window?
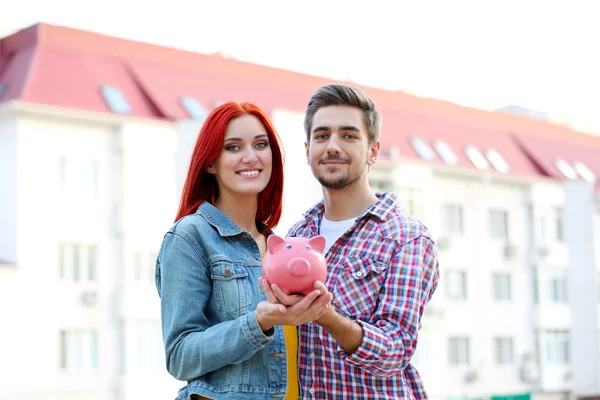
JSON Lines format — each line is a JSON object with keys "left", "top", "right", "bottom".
{"left": 449, "top": 336, "right": 470, "bottom": 365}
{"left": 100, "top": 85, "right": 131, "bottom": 114}
{"left": 493, "top": 273, "right": 512, "bottom": 301}
{"left": 465, "top": 145, "right": 489, "bottom": 170}
{"left": 59, "top": 243, "right": 97, "bottom": 282}
{"left": 133, "top": 251, "right": 158, "bottom": 284}
{"left": 537, "top": 214, "right": 548, "bottom": 245}
{"left": 532, "top": 267, "right": 539, "bottom": 304}
{"left": 59, "top": 158, "right": 98, "bottom": 201}
{"left": 446, "top": 270, "right": 467, "bottom": 300}
{"left": 179, "top": 97, "right": 207, "bottom": 121}
{"left": 555, "top": 207, "right": 564, "bottom": 242}
{"left": 544, "top": 330, "right": 569, "bottom": 364}
{"left": 443, "top": 204, "right": 464, "bottom": 234}
{"left": 433, "top": 140, "right": 459, "bottom": 166}
{"left": 100, "top": 85, "right": 130, "bottom": 114}
{"left": 494, "top": 337, "right": 514, "bottom": 364}
{"left": 547, "top": 270, "right": 568, "bottom": 303}
{"left": 485, "top": 149, "right": 510, "bottom": 173}
{"left": 59, "top": 330, "right": 98, "bottom": 371}
{"left": 410, "top": 137, "right": 436, "bottom": 161}
{"left": 397, "top": 187, "right": 425, "bottom": 220}
{"left": 573, "top": 161, "right": 596, "bottom": 184}
{"left": 554, "top": 158, "right": 577, "bottom": 180}
{"left": 489, "top": 209, "right": 509, "bottom": 239}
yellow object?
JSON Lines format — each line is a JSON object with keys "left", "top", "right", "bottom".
{"left": 283, "top": 325, "right": 299, "bottom": 399}
{"left": 262, "top": 249, "right": 298, "bottom": 398}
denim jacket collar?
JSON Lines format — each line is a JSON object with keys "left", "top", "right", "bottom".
{"left": 196, "top": 201, "right": 269, "bottom": 237}
{"left": 196, "top": 202, "right": 243, "bottom": 237}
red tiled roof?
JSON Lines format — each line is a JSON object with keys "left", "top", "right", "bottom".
{"left": 515, "top": 134, "right": 600, "bottom": 186}
{"left": 380, "top": 109, "right": 545, "bottom": 178}
{"left": 1, "top": 22, "right": 600, "bottom": 183}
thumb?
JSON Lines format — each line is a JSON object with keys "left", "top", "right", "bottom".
{"left": 263, "top": 301, "right": 286, "bottom": 315}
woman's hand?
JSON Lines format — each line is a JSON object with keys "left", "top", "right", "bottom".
{"left": 255, "top": 278, "right": 332, "bottom": 331}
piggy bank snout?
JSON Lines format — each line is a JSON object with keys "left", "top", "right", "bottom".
{"left": 288, "top": 258, "right": 311, "bottom": 277}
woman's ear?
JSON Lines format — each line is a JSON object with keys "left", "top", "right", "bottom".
{"left": 206, "top": 164, "right": 216, "bottom": 174}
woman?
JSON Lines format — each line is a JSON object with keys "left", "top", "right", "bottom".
{"left": 156, "top": 102, "right": 327, "bottom": 399}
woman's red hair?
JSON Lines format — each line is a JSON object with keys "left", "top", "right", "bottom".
{"left": 174, "top": 102, "right": 284, "bottom": 233}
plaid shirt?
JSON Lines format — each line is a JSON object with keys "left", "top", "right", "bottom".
{"left": 286, "top": 192, "right": 439, "bottom": 399}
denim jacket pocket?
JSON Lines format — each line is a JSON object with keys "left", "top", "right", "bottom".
{"left": 333, "top": 256, "right": 388, "bottom": 317}
{"left": 210, "top": 262, "right": 252, "bottom": 319}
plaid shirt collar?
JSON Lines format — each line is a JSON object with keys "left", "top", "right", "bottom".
{"left": 301, "top": 191, "right": 399, "bottom": 232}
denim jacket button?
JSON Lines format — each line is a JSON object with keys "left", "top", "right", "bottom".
{"left": 224, "top": 269, "right": 232, "bottom": 277}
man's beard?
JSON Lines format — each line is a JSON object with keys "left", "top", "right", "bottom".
{"left": 316, "top": 164, "right": 364, "bottom": 190}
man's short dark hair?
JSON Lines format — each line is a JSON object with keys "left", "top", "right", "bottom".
{"left": 304, "top": 84, "right": 381, "bottom": 144}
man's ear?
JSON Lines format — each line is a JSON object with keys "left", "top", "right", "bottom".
{"left": 367, "top": 140, "right": 381, "bottom": 165}
{"left": 305, "top": 141, "right": 310, "bottom": 165}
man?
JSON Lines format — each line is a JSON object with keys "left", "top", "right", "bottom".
{"left": 263, "top": 83, "right": 439, "bottom": 399}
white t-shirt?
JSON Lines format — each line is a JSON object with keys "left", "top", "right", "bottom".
{"left": 319, "top": 216, "right": 357, "bottom": 255}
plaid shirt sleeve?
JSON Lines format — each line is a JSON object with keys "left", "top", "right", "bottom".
{"left": 337, "top": 235, "right": 439, "bottom": 377}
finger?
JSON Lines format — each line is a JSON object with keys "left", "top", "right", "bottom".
{"left": 304, "top": 293, "right": 333, "bottom": 321}
{"left": 289, "top": 290, "right": 321, "bottom": 314}
{"left": 258, "top": 301, "right": 287, "bottom": 316}
{"left": 313, "top": 281, "right": 329, "bottom": 296}
{"left": 260, "top": 278, "right": 280, "bottom": 304}
{"left": 272, "top": 284, "right": 304, "bottom": 306}
{"left": 312, "top": 292, "right": 333, "bottom": 310}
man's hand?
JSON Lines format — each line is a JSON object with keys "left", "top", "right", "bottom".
{"left": 256, "top": 278, "right": 333, "bottom": 331}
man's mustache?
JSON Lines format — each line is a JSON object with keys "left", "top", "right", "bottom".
{"left": 319, "top": 155, "right": 350, "bottom": 164}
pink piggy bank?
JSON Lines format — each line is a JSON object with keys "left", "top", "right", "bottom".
{"left": 262, "top": 235, "right": 327, "bottom": 296}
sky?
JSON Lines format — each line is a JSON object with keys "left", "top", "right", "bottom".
{"left": 2, "top": 0, "right": 599, "bottom": 133}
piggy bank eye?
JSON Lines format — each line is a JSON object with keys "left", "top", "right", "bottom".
{"left": 286, "top": 244, "right": 292, "bottom": 249}
{"left": 306, "top": 245, "right": 311, "bottom": 250}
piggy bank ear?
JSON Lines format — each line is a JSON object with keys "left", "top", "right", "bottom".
{"left": 267, "top": 234, "right": 286, "bottom": 254}
{"left": 308, "top": 236, "right": 326, "bottom": 253}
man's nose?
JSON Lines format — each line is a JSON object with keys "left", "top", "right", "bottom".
{"left": 325, "top": 136, "right": 342, "bottom": 154}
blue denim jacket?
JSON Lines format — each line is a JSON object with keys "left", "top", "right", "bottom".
{"left": 156, "top": 202, "right": 288, "bottom": 399}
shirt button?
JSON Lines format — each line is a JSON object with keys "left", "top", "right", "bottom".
{"left": 310, "top": 352, "right": 315, "bottom": 359}
{"left": 309, "top": 388, "right": 315, "bottom": 394}
{"left": 355, "top": 271, "right": 363, "bottom": 278}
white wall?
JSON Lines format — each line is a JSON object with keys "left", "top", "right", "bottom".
{"left": 565, "top": 181, "right": 600, "bottom": 397}
{"left": 4, "top": 115, "right": 115, "bottom": 398}
{"left": 118, "top": 120, "right": 182, "bottom": 397}
{"left": 413, "top": 171, "right": 535, "bottom": 398}
{"left": 0, "top": 112, "right": 183, "bottom": 399}
{"left": 0, "top": 114, "right": 17, "bottom": 263}
{"left": 271, "top": 109, "right": 323, "bottom": 236}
